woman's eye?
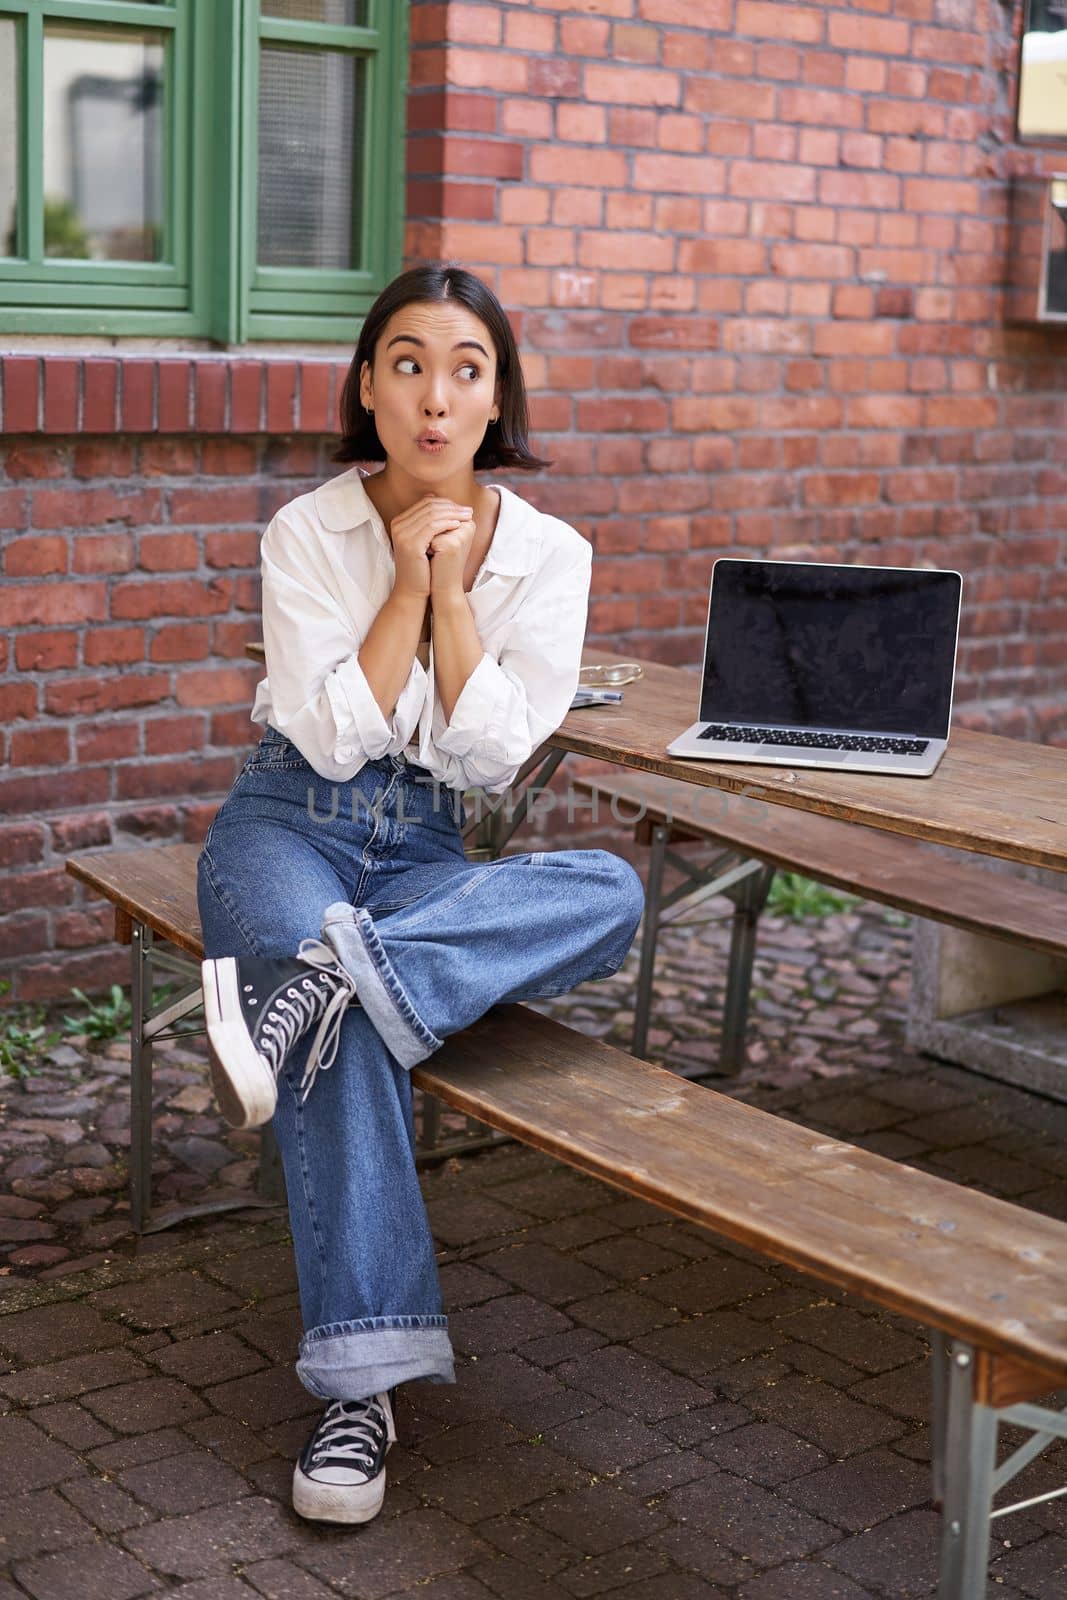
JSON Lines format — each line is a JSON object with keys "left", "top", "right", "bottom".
{"left": 458, "top": 363, "right": 480, "bottom": 381}
{"left": 396, "top": 357, "right": 418, "bottom": 374}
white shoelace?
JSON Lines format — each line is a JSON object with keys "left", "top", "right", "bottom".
{"left": 309, "top": 1394, "right": 392, "bottom": 1477}
{"left": 258, "top": 937, "right": 360, "bottom": 1103}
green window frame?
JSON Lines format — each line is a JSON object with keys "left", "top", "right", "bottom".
{"left": 0, "top": 0, "right": 409, "bottom": 341}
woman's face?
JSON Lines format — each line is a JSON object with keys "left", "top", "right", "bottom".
{"left": 359, "top": 300, "right": 501, "bottom": 481}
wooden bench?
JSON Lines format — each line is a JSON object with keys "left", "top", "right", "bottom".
{"left": 65, "top": 839, "right": 1067, "bottom": 1598}
{"left": 571, "top": 768, "right": 1067, "bottom": 1072}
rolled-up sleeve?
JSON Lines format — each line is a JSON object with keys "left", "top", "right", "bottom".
{"left": 434, "top": 539, "right": 592, "bottom": 794}
{"left": 261, "top": 517, "right": 427, "bottom": 781}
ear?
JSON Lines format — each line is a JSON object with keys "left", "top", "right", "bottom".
{"left": 358, "top": 359, "right": 373, "bottom": 412}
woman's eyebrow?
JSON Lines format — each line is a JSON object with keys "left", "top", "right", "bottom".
{"left": 385, "top": 334, "right": 489, "bottom": 358}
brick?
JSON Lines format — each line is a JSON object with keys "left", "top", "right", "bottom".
{"left": 118, "top": 1448, "right": 248, "bottom": 1516}
{"left": 120, "top": 362, "right": 155, "bottom": 431}
{"left": 0, "top": 1415, "right": 84, "bottom": 1496}
{"left": 229, "top": 363, "right": 263, "bottom": 432}
{"left": 82, "top": 359, "right": 119, "bottom": 433}
{"left": 84, "top": 627, "right": 145, "bottom": 667}
{"left": 73, "top": 533, "right": 135, "bottom": 575}
{"left": 42, "top": 359, "right": 79, "bottom": 434}
{"left": 265, "top": 362, "right": 297, "bottom": 432}
{"left": 110, "top": 577, "right": 232, "bottom": 620}
{"left": 0, "top": 1488, "right": 95, "bottom": 1562}
{"left": 5, "top": 536, "right": 67, "bottom": 577}
{"left": 157, "top": 359, "right": 192, "bottom": 431}
{"left": 12, "top": 1542, "right": 157, "bottom": 1600}
{"left": 123, "top": 1497, "right": 297, "bottom": 1580}
{"left": 3, "top": 355, "right": 41, "bottom": 431}
{"left": 138, "top": 532, "right": 199, "bottom": 571}
{"left": 297, "top": 363, "right": 331, "bottom": 433}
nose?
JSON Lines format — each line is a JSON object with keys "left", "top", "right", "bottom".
{"left": 422, "top": 372, "right": 448, "bottom": 417}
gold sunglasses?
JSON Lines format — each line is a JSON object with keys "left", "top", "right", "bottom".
{"left": 578, "top": 661, "right": 645, "bottom": 688}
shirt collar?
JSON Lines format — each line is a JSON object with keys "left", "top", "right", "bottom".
{"left": 313, "top": 465, "right": 541, "bottom": 577}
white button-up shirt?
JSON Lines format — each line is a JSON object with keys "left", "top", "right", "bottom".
{"left": 250, "top": 466, "right": 593, "bottom": 794}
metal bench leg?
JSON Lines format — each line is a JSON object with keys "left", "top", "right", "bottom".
{"left": 632, "top": 822, "right": 669, "bottom": 1059}
{"left": 719, "top": 863, "right": 775, "bottom": 1074}
{"left": 938, "top": 1341, "right": 996, "bottom": 1600}
{"left": 129, "top": 921, "right": 154, "bottom": 1234}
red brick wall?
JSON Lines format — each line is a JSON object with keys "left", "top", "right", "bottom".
{"left": 3, "top": 0, "right": 1067, "bottom": 1000}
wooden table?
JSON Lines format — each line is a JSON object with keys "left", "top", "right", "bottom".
{"left": 245, "top": 638, "right": 1067, "bottom": 870}
{"left": 561, "top": 649, "right": 1067, "bottom": 873}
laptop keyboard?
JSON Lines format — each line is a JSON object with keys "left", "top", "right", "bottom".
{"left": 697, "top": 725, "right": 929, "bottom": 755}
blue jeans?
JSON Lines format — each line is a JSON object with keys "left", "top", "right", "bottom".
{"left": 196, "top": 725, "right": 645, "bottom": 1403}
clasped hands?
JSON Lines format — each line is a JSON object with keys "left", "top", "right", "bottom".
{"left": 389, "top": 492, "right": 476, "bottom": 605}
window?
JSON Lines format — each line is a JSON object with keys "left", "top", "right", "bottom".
{"left": 0, "top": 0, "right": 409, "bottom": 341}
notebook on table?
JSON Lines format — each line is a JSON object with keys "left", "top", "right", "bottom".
{"left": 665, "top": 558, "right": 963, "bottom": 778}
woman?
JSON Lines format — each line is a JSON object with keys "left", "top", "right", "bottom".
{"left": 197, "top": 264, "right": 645, "bottom": 1527}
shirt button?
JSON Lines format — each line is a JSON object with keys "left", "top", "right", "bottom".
{"left": 337, "top": 744, "right": 354, "bottom": 762}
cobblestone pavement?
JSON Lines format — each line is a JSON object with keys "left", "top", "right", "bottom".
{"left": 2, "top": 894, "right": 1067, "bottom": 1597}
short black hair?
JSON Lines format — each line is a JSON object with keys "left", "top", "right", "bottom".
{"left": 333, "top": 263, "right": 551, "bottom": 472}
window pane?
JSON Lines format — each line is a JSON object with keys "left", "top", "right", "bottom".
{"left": 257, "top": 47, "right": 364, "bottom": 269}
{"left": 0, "top": 19, "right": 17, "bottom": 257}
{"left": 43, "top": 26, "right": 165, "bottom": 261}
{"left": 261, "top": 1, "right": 367, "bottom": 24}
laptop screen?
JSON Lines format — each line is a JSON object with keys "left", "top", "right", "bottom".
{"left": 700, "top": 560, "right": 962, "bottom": 738}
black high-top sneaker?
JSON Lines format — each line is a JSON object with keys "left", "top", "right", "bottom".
{"left": 292, "top": 1389, "right": 397, "bottom": 1524}
{"left": 201, "top": 938, "right": 360, "bottom": 1127}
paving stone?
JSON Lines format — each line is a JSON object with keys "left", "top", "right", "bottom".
{"left": 783, "top": 1446, "right": 932, "bottom": 1533}
{"left": 0, "top": 1414, "right": 84, "bottom": 1496}
{"left": 555, "top": 1539, "right": 671, "bottom": 1597}
{"left": 183, "top": 1413, "right": 278, "bottom": 1468}
{"left": 0, "top": 1302, "right": 124, "bottom": 1364}
{"left": 516, "top": 1327, "right": 608, "bottom": 1369}
{"left": 12, "top": 1539, "right": 160, "bottom": 1600}
{"left": 526, "top": 1481, "right": 670, "bottom": 1557}
{"left": 0, "top": 1348, "right": 149, "bottom": 1406}
{"left": 666, "top": 1470, "right": 840, "bottom": 1566}
{"left": 987, "top": 1533, "right": 1067, "bottom": 1596}
{"left": 88, "top": 1273, "right": 241, "bottom": 1331}
{"left": 0, "top": 1487, "right": 96, "bottom": 1561}
{"left": 299, "top": 1507, "right": 491, "bottom": 1598}
{"left": 87, "top": 1427, "right": 190, "bottom": 1473}
{"left": 617, "top": 1576, "right": 729, "bottom": 1600}
{"left": 202, "top": 1366, "right": 320, "bottom": 1430}
{"left": 545, "top": 1405, "right": 671, "bottom": 1474}
{"left": 700, "top": 1420, "right": 829, "bottom": 1487}
{"left": 745, "top": 1372, "right": 906, "bottom": 1458}
{"left": 199, "top": 1242, "right": 298, "bottom": 1301}
{"left": 632, "top": 1310, "right": 780, "bottom": 1379}
{"left": 642, "top": 1254, "right": 778, "bottom": 1313}
{"left": 242, "top": 1558, "right": 340, "bottom": 1599}
{"left": 150, "top": 1331, "right": 267, "bottom": 1388}
{"left": 827, "top": 1508, "right": 942, "bottom": 1596}
{"left": 738, "top": 1561, "right": 876, "bottom": 1598}
{"left": 573, "top": 1234, "right": 687, "bottom": 1282}
{"left": 424, "top": 1193, "right": 535, "bottom": 1248}
{"left": 30, "top": 1401, "right": 115, "bottom": 1450}
{"left": 121, "top": 1497, "right": 296, "bottom": 1580}
{"left": 58, "top": 1473, "right": 153, "bottom": 1534}
{"left": 566, "top": 1287, "right": 677, "bottom": 1341}
{"left": 617, "top": 1446, "right": 717, "bottom": 1499}
{"left": 81, "top": 1377, "right": 209, "bottom": 1433}
{"left": 474, "top": 1511, "right": 576, "bottom": 1577}
{"left": 469, "top": 1553, "right": 569, "bottom": 1600}
{"left": 117, "top": 1447, "right": 250, "bottom": 1516}
{"left": 777, "top": 1305, "right": 926, "bottom": 1375}
{"left": 848, "top": 1361, "right": 931, "bottom": 1422}
{"left": 438, "top": 1262, "right": 507, "bottom": 1309}
{"left": 413, "top": 1442, "right": 580, "bottom": 1522}
{"left": 476, "top": 1242, "right": 612, "bottom": 1306}
{"left": 222, "top": 1305, "right": 304, "bottom": 1366}
{"left": 650, "top": 1522, "right": 776, "bottom": 1590}
{"left": 450, "top": 1293, "right": 572, "bottom": 1357}
{"left": 555, "top": 1344, "right": 709, "bottom": 1423}
{"left": 165, "top": 1582, "right": 260, "bottom": 1600}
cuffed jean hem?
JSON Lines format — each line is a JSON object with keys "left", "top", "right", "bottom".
{"left": 296, "top": 1317, "right": 456, "bottom": 1401}
{"left": 321, "top": 900, "right": 443, "bottom": 1071}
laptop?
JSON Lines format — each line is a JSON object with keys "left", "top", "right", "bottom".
{"left": 665, "top": 558, "right": 963, "bottom": 777}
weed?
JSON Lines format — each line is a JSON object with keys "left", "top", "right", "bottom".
{"left": 768, "top": 872, "right": 858, "bottom": 921}
{"left": 0, "top": 979, "right": 60, "bottom": 1079}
